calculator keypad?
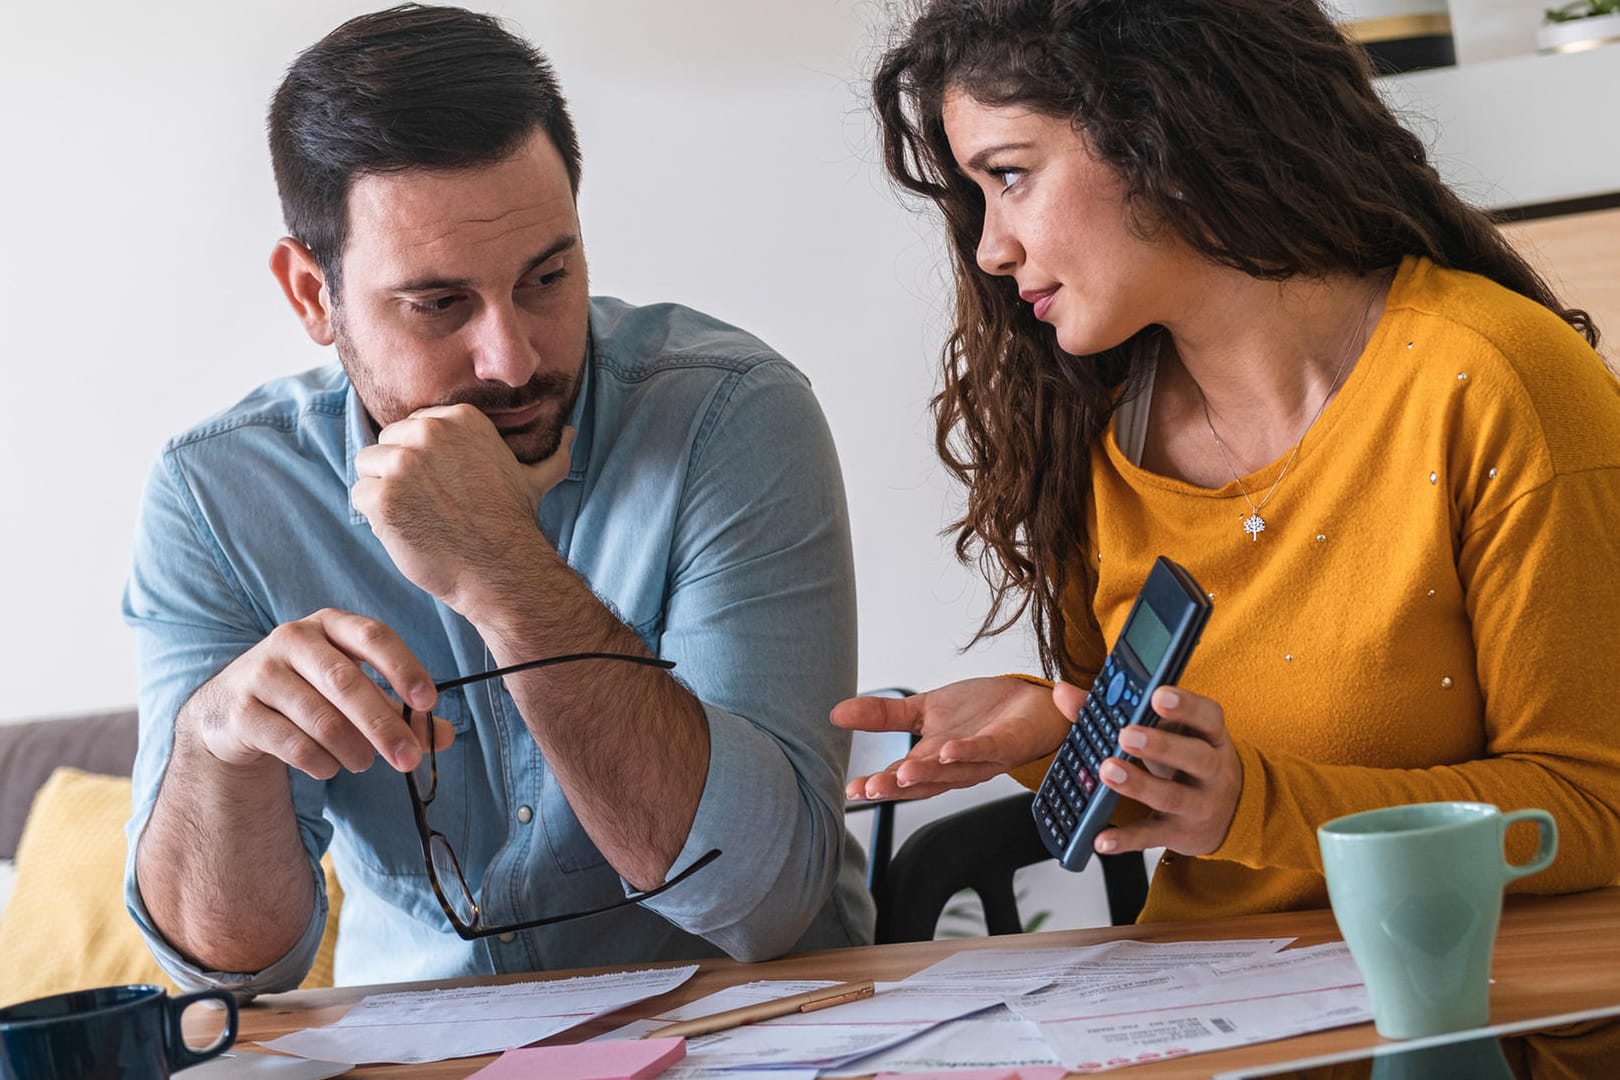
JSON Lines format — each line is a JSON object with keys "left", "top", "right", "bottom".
{"left": 1036, "top": 656, "right": 1141, "bottom": 856}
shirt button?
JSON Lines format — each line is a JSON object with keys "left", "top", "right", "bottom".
{"left": 517, "top": 805, "right": 533, "bottom": 824}
{"left": 498, "top": 932, "right": 516, "bottom": 944}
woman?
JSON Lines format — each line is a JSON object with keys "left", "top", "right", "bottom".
{"left": 837, "top": 0, "right": 1620, "bottom": 930}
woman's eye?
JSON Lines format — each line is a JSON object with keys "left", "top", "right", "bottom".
{"left": 990, "top": 167, "right": 1023, "bottom": 193}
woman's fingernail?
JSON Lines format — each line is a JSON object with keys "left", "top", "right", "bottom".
{"left": 1101, "top": 761, "right": 1127, "bottom": 784}
{"left": 1097, "top": 837, "right": 1118, "bottom": 853}
{"left": 1118, "top": 728, "right": 1146, "bottom": 751}
{"left": 1158, "top": 688, "right": 1180, "bottom": 709}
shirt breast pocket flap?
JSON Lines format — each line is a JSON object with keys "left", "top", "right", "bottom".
{"left": 361, "top": 670, "right": 479, "bottom": 734}
{"left": 541, "top": 771, "right": 611, "bottom": 875}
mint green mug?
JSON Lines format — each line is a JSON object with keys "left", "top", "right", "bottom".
{"left": 1317, "top": 801, "right": 1557, "bottom": 1039}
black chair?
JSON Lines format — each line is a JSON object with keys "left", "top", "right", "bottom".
{"left": 842, "top": 687, "right": 918, "bottom": 896}
{"left": 873, "top": 791, "right": 1150, "bottom": 944}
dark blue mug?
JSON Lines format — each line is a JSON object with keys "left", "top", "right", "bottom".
{"left": 0, "top": 984, "right": 237, "bottom": 1079}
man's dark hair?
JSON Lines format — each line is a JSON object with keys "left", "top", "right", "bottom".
{"left": 268, "top": 3, "right": 582, "bottom": 297}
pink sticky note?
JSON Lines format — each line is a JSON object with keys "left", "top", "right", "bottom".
{"left": 874, "top": 1070, "right": 1068, "bottom": 1080}
{"left": 466, "top": 1036, "right": 685, "bottom": 1080}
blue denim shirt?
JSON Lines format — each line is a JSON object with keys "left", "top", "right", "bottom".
{"left": 123, "top": 297, "right": 874, "bottom": 994}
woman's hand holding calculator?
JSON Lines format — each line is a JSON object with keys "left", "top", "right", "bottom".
{"left": 1060, "top": 681, "right": 1245, "bottom": 858}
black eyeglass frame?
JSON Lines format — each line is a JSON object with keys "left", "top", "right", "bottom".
{"left": 402, "top": 650, "right": 721, "bottom": 941}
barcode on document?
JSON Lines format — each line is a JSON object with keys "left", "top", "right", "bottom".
{"left": 1211, "top": 1017, "right": 1236, "bottom": 1034}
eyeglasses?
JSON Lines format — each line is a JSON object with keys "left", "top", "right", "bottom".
{"left": 403, "top": 650, "right": 721, "bottom": 940}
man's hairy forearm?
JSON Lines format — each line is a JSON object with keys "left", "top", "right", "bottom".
{"left": 136, "top": 695, "right": 315, "bottom": 974}
{"left": 466, "top": 541, "right": 710, "bottom": 890}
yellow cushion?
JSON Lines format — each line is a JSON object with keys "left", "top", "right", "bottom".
{"left": 0, "top": 767, "right": 342, "bottom": 1007}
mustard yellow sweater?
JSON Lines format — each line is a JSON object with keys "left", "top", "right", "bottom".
{"left": 1011, "top": 255, "right": 1620, "bottom": 923}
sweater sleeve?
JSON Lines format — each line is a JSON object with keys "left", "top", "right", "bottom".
{"left": 1212, "top": 465, "right": 1620, "bottom": 892}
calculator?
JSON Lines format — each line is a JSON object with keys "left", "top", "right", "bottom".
{"left": 1033, "top": 555, "right": 1212, "bottom": 872}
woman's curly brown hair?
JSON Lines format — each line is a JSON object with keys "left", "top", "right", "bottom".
{"left": 873, "top": 0, "right": 1598, "bottom": 678}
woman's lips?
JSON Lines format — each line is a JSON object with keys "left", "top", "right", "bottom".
{"left": 1021, "top": 286, "right": 1059, "bottom": 321}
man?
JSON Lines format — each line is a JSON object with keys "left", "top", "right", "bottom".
{"left": 123, "top": 4, "right": 872, "bottom": 996}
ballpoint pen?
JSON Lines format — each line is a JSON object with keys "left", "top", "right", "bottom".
{"left": 640, "top": 979, "right": 876, "bottom": 1039}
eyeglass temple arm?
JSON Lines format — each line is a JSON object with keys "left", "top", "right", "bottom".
{"left": 487, "top": 847, "right": 724, "bottom": 936}
{"left": 432, "top": 651, "right": 676, "bottom": 693}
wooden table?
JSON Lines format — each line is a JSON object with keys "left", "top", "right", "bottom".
{"left": 203, "top": 886, "right": 1620, "bottom": 1079}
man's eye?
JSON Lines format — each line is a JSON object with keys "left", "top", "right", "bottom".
{"left": 408, "top": 295, "right": 461, "bottom": 316}
{"left": 524, "top": 267, "right": 568, "bottom": 289}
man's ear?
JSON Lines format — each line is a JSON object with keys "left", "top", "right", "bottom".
{"left": 269, "top": 237, "right": 337, "bottom": 346}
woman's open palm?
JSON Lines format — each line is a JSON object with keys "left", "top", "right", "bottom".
{"left": 833, "top": 676, "right": 1075, "bottom": 801}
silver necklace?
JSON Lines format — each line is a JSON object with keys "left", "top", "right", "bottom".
{"left": 1197, "top": 284, "right": 1379, "bottom": 542}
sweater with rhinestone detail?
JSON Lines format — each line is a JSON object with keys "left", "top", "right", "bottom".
{"left": 1008, "top": 254, "right": 1620, "bottom": 922}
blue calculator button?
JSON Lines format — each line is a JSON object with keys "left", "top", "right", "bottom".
{"left": 1105, "top": 671, "right": 1126, "bottom": 707}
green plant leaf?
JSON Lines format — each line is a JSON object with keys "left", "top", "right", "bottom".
{"left": 1546, "top": 0, "right": 1620, "bottom": 22}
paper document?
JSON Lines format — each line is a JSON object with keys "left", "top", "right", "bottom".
{"left": 262, "top": 965, "right": 697, "bottom": 1064}
{"left": 828, "top": 938, "right": 1290, "bottom": 1077}
{"left": 905, "top": 938, "right": 1294, "bottom": 993}
{"left": 822, "top": 1004, "right": 1062, "bottom": 1076}
{"left": 600, "top": 978, "right": 1043, "bottom": 1071}
{"left": 1009, "top": 943, "right": 1372, "bottom": 1071}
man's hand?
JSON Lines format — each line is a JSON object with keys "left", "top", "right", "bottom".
{"left": 351, "top": 405, "right": 575, "bottom": 609}
{"left": 833, "top": 676, "right": 1074, "bottom": 801}
{"left": 1081, "top": 684, "right": 1244, "bottom": 857}
{"left": 183, "top": 608, "right": 450, "bottom": 780}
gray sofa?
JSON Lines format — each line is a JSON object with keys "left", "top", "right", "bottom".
{"left": 0, "top": 709, "right": 138, "bottom": 862}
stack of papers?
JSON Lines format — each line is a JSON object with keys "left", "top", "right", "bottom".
{"left": 1003, "top": 942, "right": 1371, "bottom": 1072}
{"left": 825, "top": 938, "right": 1304, "bottom": 1076}
{"left": 258, "top": 937, "right": 1372, "bottom": 1075}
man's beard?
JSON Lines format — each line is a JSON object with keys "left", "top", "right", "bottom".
{"left": 335, "top": 319, "right": 583, "bottom": 464}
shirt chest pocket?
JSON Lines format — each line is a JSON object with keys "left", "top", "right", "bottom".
{"left": 537, "top": 766, "right": 611, "bottom": 875}
{"left": 324, "top": 683, "right": 478, "bottom": 880}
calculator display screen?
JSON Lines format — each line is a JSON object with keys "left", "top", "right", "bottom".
{"left": 1124, "top": 602, "right": 1172, "bottom": 669}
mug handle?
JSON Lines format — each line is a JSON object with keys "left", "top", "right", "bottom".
{"left": 1499, "top": 808, "right": 1558, "bottom": 881}
{"left": 164, "top": 989, "right": 240, "bottom": 1070}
